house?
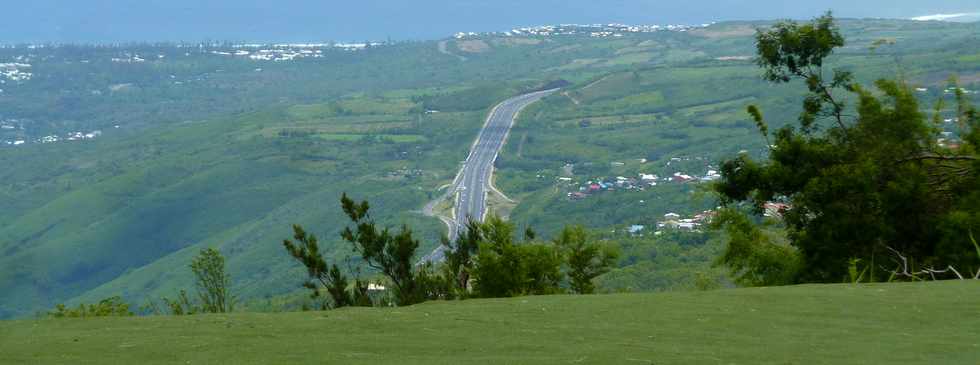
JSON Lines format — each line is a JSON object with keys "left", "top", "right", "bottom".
{"left": 764, "top": 202, "right": 790, "bottom": 218}
{"left": 672, "top": 172, "right": 695, "bottom": 183}
{"left": 701, "top": 170, "right": 722, "bottom": 182}
{"left": 664, "top": 213, "right": 681, "bottom": 219}
{"left": 367, "top": 283, "right": 386, "bottom": 291}
{"left": 628, "top": 225, "right": 645, "bottom": 236}
{"left": 692, "top": 210, "right": 716, "bottom": 223}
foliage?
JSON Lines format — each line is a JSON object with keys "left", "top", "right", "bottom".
{"left": 714, "top": 14, "right": 980, "bottom": 283}
{"left": 340, "top": 193, "right": 433, "bottom": 306}
{"left": 162, "top": 290, "right": 198, "bottom": 316}
{"left": 189, "top": 248, "right": 235, "bottom": 313}
{"left": 596, "top": 231, "right": 727, "bottom": 292}
{"left": 283, "top": 224, "right": 372, "bottom": 309}
{"left": 48, "top": 296, "right": 133, "bottom": 318}
{"left": 439, "top": 220, "right": 482, "bottom": 296}
{"left": 755, "top": 12, "right": 852, "bottom": 132}
{"left": 470, "top": 215, "right": 563, "bottom": 297}
{"left": 711, "top": 209, "right": 801, "bottom": 286}
{"left": 554, "top": 225, "right": 619, "bottom": 294}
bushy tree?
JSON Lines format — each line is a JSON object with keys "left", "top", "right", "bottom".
{"left": 189, "top": 248, "right": 234, "bottom": 313}
{"left": 554, "top": 225, "right": 618, "bottom": 294}
{"left": 711, "top": 209, "right": 801, "bottom": 286}
{"left": 714, "top": 13, "right": 979, "bottom": 283}
{"left": 49, "top": 296, "right": 133, "bottom": 318}
{"left": 471, "top": 215, "right": 563, "bottom": 297}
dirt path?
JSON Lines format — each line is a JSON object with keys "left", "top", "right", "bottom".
{"left": 437, "top": 40, "right": 468, "bottom": 61}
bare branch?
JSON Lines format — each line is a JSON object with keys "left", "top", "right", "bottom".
{"left": 883, "top": 246, "right": 970, "bottom": 281}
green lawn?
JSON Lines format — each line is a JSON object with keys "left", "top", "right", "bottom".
{"left": 3, "top": 281, "right": 978, "bottom": 364}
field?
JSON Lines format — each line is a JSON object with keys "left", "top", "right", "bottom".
{"left": 2, "top": 281, "right": 978, "bottom": 364}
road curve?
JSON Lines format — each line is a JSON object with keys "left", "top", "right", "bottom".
{"left": 422, "top": 89, "right": 558, "bottom": 263}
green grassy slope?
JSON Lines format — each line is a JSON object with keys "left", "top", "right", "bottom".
{"left": 3, "top": 281, "right": 978, "bottom": 364}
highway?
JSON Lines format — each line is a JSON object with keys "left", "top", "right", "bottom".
{"left": 422, "top": 89, "right": 558, "bottom": 262}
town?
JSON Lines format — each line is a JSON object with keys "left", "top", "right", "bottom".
{"left": 1, "top": 122, "right": 104, "bottom": 147}
{"left": 455, "top": 22, "right": 712, "bottom": 39}
{"left": 562, "top": 156, "right": 722, "bottom": 201}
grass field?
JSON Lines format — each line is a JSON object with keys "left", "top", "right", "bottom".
{"left": 2, "top": 281, "right": 978, "bottom": 364}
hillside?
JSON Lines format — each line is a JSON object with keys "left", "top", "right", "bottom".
{"left": 2, "top": 281, "right": 978, "bottom": 364}
{"left": 1, "top": 19, "right": 979, "bottom": 318}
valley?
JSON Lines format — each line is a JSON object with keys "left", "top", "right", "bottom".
{"left": 0, "top": 18, "right": 978, "bottom": 318}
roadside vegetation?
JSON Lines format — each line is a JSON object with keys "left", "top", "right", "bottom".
{"left": 712, "top": 13, "right": 980, "bottom": 284}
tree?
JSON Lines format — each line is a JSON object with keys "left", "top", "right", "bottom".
{"left": 710, "top": 209, "right": 800, "bottom": 286}
{"left": 440, "top": 219, "right": 482, "bottom": 295}
{"left": 554, "top": 225, "right": 618, "bottom": 294}
{"left": 340, "top": 193, "right": 428, "bottom": 306}
{"left": 162, "top": 290, "right": 198, "bottom": 315}
{"left": 189, "top": 248, "right": 234, "bottom": 313}
{"left": 49, "top": 296, "right": 133, "bottom": 318}
{"left": 283, "top": 224, "right": 370, "bottom": 308}
{"left": 754, "top": 12, "right": 849, "bottom": 134}
{"left": 471, "top": 215, "right": 563, "bottom": 297}
{"left": 713, "top": 13, "right": 979, "bottom": 283}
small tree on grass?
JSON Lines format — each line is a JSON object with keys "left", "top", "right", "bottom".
{"left": 340, "top": 193, "right": 429, "bottom": 306}
{"left": 440, "top": 219, "right": 482, "bottom": 295}
{"left": 554, "top": 225, "right": 619, "bottom": 294}
{"left": 49, "top": 296, "right": 133, "bottom": 318}
{"left": 190, "top": 248, "right": 234, "bottom": 313}
{"left": 283, "top": 224, "right": 371, "bottom": 309}
{"left": 162, "top": 290, "right": 197, "bottom": 315}
{"left": 471, "top": 215, "right": 563, "bottom": 297}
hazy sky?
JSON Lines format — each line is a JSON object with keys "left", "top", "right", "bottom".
{"left": 2, "top": 0, "right": 978, "bottom": 43}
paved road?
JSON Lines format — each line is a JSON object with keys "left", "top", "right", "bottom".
{"left": 422, "top": 89, "right": 558, "bottom": 263}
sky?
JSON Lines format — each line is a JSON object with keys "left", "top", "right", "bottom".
{"left": 1, "top": 0, "right": 978, "bottom": 43}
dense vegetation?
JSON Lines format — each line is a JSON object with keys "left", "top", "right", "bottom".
{"left": 1, "top": 18, "right": 979, "bottom": 318}
{"left": 713, "top": 14, "right": 980, "bottom": 284}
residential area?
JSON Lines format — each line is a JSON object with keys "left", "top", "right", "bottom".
{"left": 455, "top": 22, "right": 712, "bottom": 39}
{"left": 1, "top": 119, "right": 104, "bottom": 147}
{"left": 0, "top": 62, "right": 32, "bottom": 92}
{"left": 625, "top": 201, "right": 789, "bottom": 238}
{"left": 561, "top": 156, "right": 722, "bottom": 201}
{"left": 622, "top": 209, "right": 717, "bottom": 237}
